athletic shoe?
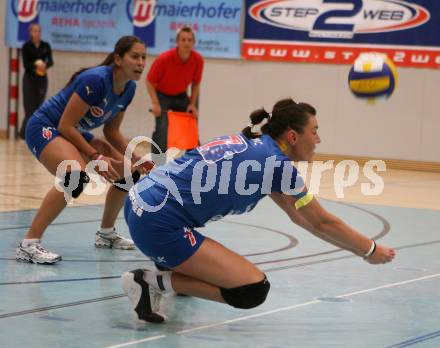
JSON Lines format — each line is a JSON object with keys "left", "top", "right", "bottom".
{"left": 95, "top": 229, "right": 135, "bottom": 250}
{"left": 121, "top": 269, "right": 165, "bottom": 323}
{"left": 152, "top": 262, "right": 190, "bottom": 297}
{"left": 16, "top": 242, "right": 62, "bottom": 264}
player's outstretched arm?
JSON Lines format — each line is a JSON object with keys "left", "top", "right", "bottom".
{"left": 270, "top": 192, "right": 395, "bottom": 264}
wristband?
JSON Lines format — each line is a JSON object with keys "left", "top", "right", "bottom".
{"left": 363, "top": 240, "right": 376, "bottom": 258}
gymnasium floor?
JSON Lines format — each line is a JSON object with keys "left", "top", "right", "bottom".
{"left": 1, "top": 139, "right": 439, "bottom": 348}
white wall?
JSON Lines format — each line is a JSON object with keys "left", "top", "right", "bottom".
{"left": 199, "top": 60, "right": 440, "bottom": 162}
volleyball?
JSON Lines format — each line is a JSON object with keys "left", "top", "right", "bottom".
{"left": 34, "top": 59, "right": 47, "bottom": 77}
{"left": 348, "top": 52, "right": 398, "bottom": 100}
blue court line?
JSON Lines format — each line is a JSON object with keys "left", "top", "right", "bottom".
{"left": 2, "top": 239, "right": 439, "bottom": 286}
{"left": 0, "top": 216, "right": 124, "bottom": 231}
{"left": 1, "top": 238, "right": 439, "bottom": 320}
{"left": 0, "top": 276, "right": 120, "bottom": 286}
{"left": 386, "top": 330, "right": 440, "bottom": 347}
{"left": 0, "top": 294, "right": 125, "bottom": 319}
{"left": 0, "top": 202, "right": 104, "bottom": 214}
{"left": 262, "top": 239, "right": 440, "bottom": 271}
{"left": 330, "top": 200, "right": 390, "bottom": 240}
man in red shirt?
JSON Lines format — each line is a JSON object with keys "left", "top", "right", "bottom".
{"left": 146, "top": 26, "right": 204, "bottom": 159}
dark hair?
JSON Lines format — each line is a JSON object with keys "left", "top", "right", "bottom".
{"left": 242, "top": 98, "right": 316, "bottom": 139}
{"left": 65, "top": 35, "right": 144, "bottom": 87}
{"left": 176, "top": 25, "right": 195, "bottom": 41}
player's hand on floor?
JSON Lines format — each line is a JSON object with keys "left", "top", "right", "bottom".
{"left": 365, "top": 244, "right": 396, "bottom": 264}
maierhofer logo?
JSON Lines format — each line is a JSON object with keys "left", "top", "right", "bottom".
{"left": 126, "top": 0, "right": 156, "bottom": 28}
{"left": 249, "top": 0, "right": 430, "bottom": 38}
{"left": 11, "top": 0, "right": 118, "bottom": 17}
{"left": 11, "top": 0, "right": 39, "bottom": 23}
{"left": 126, "top": 0, "right": 156, "bottom": 47}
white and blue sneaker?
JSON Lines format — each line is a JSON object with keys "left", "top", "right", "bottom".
{"left": 16, "top": 242, "right": 62, "bottom": 264}
{"left": 95, "top": 229, "right": 135, "bottom": 250}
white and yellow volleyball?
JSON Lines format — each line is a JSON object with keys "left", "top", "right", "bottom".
{"left": 348, "top": 52, "right": 398, "bottom": 100}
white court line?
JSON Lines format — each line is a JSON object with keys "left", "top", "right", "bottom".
{"left": 176, "top": 299, "right": 320, "bottom": 335}
{"left": 106, "top": 273, "right": 440, "bottom": 348}
{"left": 106, "top": 335, "right": 167, "bottom": 348}
{"left": 336, "top": 273, "right": 440, "bottom": 298}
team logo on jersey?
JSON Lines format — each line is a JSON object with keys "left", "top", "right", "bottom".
{"left": 90, "top": 106, "right": 104, "bottom": 118}
{"left": 85, "top": 85, "right": 92, "bottom": 96}
{"left": 42, "top": 126, "right": 54, "bottom": 140}
{"left": 183, "top": 227, "right": 197, "bottom": 247}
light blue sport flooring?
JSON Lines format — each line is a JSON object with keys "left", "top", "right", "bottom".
{"left": 0, "top": 198, "right": 439, "bottom": 348}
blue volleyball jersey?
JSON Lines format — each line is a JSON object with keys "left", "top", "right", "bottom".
{"left": 34, "top": 65, "right": 136, "bottom": 130}
{"left": 133, "top": 134, "right": 305, "bottom": 227}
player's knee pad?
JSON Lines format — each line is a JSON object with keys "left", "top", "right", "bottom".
{"left": 113, "top": 170, "right": 141, "bottom": 192}
{"left": 220, "top": 275, "right": 270, "bottom": 309}
{"left": 62, "top": 171, "right": 90, "bottom": 198}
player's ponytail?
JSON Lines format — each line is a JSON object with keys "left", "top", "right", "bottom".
{"left": 243, "top": 98, "right": 316, "bottom": 140}
{"left": 242, "top": 109, "right": 271, "bottom": 139}
{"left": 65, "top": 36, "right": 144, "bottom": 87}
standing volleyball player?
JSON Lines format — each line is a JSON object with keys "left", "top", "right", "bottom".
{"left": 121, "top": 98, "right": 396, "bottom": 323}
{"left": 146, "top": 25, "right": 204, "bottom": 158}
{"left": 17, "top": 36, "right": 153, "bottom": 264}
{"left": 20, "top": 23, "right": 53, "bottom": 139}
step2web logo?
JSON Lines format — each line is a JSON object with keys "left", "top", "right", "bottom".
{"left": 248, "top": 0, "right": 430, "bottom": 39}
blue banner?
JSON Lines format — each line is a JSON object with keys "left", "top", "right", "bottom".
{"left": 243, "top": 0, "right": 440, "bottom": 68}
{"left": 5, "top": 0, "right": 242, "bottom": 59}
{"left": 146, "top": 0, "right": 242, "bottom": 58}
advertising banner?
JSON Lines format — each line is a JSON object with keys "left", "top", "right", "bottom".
{"left": 5, "top": 0, "right": 242, "bottom": 58}
{"left": 146, "top": 0, "right": 242, "bottom": 58}
{"left": 243, "top": 0, "right": 440, "bottom": 68}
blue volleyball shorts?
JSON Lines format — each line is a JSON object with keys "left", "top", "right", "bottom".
{"left": 26, "top": 115, "right": 94, "bottom": 159}
{"left": 124, "top": 190, "right": 205, "bottom": 268}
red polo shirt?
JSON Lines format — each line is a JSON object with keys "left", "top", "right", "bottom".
{"left": 147, "top": 48, "right": 204, "bottom": 96}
